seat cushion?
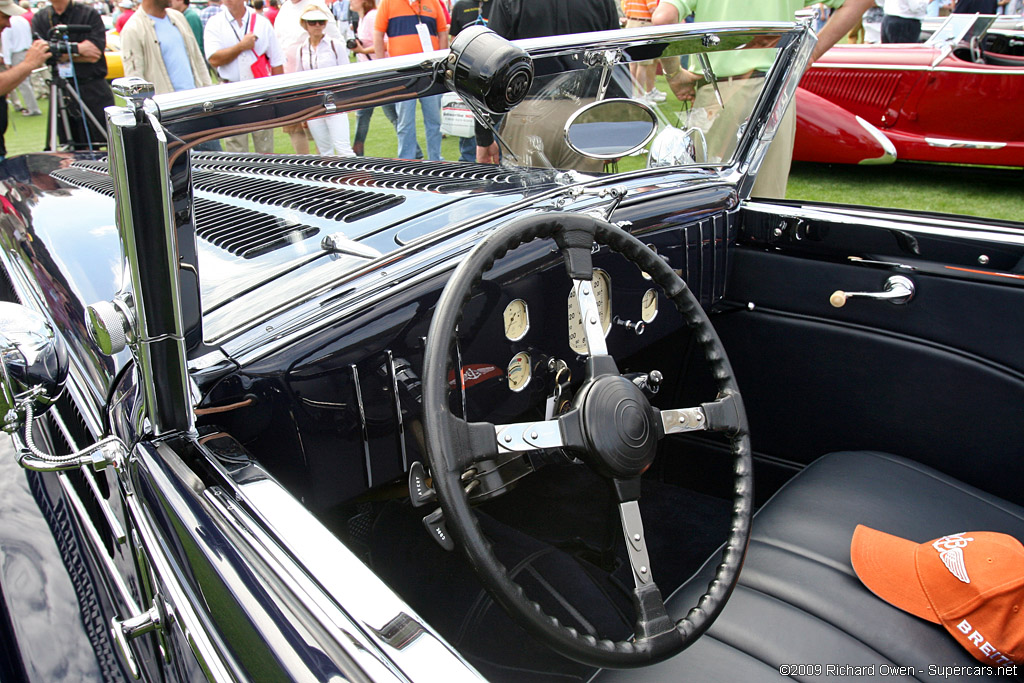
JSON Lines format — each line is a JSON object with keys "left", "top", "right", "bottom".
{"left": 594, "top": 451, "right": 1024, "bottom": 682}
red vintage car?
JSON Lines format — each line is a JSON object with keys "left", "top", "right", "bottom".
{"left": 794, "top": 14, "right": 1024, "bottom": 167}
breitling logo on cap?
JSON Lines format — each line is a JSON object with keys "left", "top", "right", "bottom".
{"left": 932, "top": 532, "right": 974, "bottom": 583}
{"left": 851, "top": 525, "right": 1024, "bottom": 667}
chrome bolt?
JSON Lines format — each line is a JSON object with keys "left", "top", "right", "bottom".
{"left": 530, "top": 431, "right": 538, "bottom": 440}
{"left": 633, "top": 533, "right": 641, "bottom": 542}
{"left": 504, "top": 434, "right": 512, "bottom": 443}
{"left": 640, "top": 566, "right": 648, "bottom": 574}
{"left": 582, "top": 285, "right": 591, "bottom": 295}
{"left": 590, "top": 316, "right": 597, "bottom": 325}
{"left": 978, "top": 255, "right": 990, "bottom": 265}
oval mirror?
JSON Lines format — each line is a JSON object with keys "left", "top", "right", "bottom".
{"left": 0, "top": 302, "right": 68, "bottom": 433}
{"left": 563, "top": 98, "right": 658, "bottom": 160}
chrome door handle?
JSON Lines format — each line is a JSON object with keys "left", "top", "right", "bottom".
{"left": 830, "top": 275, "right": 915, "bottom": 308}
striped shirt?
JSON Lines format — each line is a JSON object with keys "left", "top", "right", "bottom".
{"left": 621, "top": 0, "right": 658, "bottom": 19}
{"left": 374, "top": 0, "right": 448, "bottom": 57}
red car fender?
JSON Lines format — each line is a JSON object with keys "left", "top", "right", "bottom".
{"left": 793, "top": 87, "right": 897, "bottom": 165}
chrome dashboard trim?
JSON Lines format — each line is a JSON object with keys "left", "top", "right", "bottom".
{"left": 744, "top": 201, "right": 1024, "bottom": 246}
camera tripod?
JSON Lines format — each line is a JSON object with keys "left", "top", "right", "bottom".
{"left": 45, "top": 64, "right": 107, "bottom": 152}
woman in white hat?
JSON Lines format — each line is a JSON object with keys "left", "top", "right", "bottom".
{"left": 293, "top": 4, "right": 354, "bottom": 156}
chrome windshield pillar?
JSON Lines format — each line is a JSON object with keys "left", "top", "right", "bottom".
{"left": 106, "top": 87, "right": 196, "bottom": 436}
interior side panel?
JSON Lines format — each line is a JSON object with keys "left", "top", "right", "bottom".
{"left": 715, "top": 249, "right": 1024, "bottom": 506}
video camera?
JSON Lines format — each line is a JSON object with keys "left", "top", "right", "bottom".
{"left": 45, "top": 24, "right": 92, "bottom": 63}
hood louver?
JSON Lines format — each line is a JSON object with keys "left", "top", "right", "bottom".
{"left": 190, "top": 153, "right": 527, "bottom": 193}
{"left": 192, "top": 171, "right": 404, "bottom": 223}
{"left": 192, "top": 199, "right": 319, "bottom": 259}
{"left": 52, "top": 158, "right": 415, "bottom": 259}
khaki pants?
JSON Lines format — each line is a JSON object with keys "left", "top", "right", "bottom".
{"left": 691, "top": 78, "right": 794, "bottom": 199}
{"left": 500, "top": 98, "right": 604, "bottom": 173}
{"left": 223, "top": 128, "right": 274, "bottom": 154}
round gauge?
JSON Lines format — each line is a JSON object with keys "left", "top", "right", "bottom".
{"left": 506, "top": 351, "right": 532, "bottom": 392}
{"left": 502, "top": 298, "right": 530, "bottom": 342}
{"left": 641, "top": 288, "right": 659, "bottom": 323}
{"left": 566, "top": 269, "right": 612, "bottom": 354}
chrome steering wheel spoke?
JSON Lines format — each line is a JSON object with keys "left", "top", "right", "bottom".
{"left": 495, "top": 419, "right": 566, "bottom": 454}
{"left": 573, "top": 277, "right": 608, "bottom": 357}
{"left": 660, "top": 393, "right": 743, "bottom": 437}
{"left": 618, "top": 498, "right": 655, "bottom": 587}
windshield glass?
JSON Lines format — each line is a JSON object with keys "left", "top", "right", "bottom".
{"left": 475, "top": 34, "right": 788, "bottom": 177}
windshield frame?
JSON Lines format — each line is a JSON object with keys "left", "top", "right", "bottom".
{"left": 137, "top": 22, "right": 814, "bottom": 185}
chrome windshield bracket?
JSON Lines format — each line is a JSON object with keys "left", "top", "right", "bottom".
{"left": 583, "top": 49, "right": 623, "bottom": 101}
{"left": 697, "top": 53, "right": 724, "bottom": 108}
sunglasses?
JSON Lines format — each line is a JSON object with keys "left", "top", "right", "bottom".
{"left": 304, "top": 19, "right": 327, "bottom": 24}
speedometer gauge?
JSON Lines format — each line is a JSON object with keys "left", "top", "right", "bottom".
{"left": 641, "top": 288, "right": 658, "bottom": 323}
{"left": 502, "top": 299, "right": 530, "bottom": 342}
{"left": 506, "top": 352, "right": 532, "bottom": 392}
{"left": 567, "top": 269, "right": 612, "bottom": 354}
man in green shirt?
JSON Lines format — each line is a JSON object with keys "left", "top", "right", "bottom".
{"left": 652, "top": 0, "right": 872, "bottom": 197}
{"left": 171, "top": 0, "right": 205, "bottom": 54}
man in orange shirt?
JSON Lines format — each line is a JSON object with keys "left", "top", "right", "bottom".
{"left": 373, "top": 0, "right": 448, "bottom": 159}
{"left": 622, "top": 0, "right": 664, "bottom": 102}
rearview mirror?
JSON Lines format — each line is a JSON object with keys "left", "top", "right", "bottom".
{"left": 564, "top": 98, "right": 658, "bottom": 160}
{"left": 0, "top": 302, "right": 68, "bottom": 433}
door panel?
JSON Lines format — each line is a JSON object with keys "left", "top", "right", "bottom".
{"left": 716, "top": 212, "right": 1024, "bottom": 507}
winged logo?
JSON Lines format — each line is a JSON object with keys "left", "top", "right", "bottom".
{"left": 932, "top": 533, "right": 974, "bottom": 583}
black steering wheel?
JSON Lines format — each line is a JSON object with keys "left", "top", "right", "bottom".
{"left": 421, "top": 212, "right": 752, "bottom": 668}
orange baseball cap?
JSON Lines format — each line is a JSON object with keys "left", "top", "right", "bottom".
{"left": 851, "top": 525, "right": 1024, "bottom": 666}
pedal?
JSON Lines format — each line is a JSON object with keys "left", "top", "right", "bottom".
{"left": 422, "top": 508, "right": 455, "bottom": 551}
{"left": 408, "top": 460, "right": 436, "bottom": 508}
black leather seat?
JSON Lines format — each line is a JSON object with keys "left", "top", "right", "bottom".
{"left": 594, "top": 451, "right": 1024, "bottom": 682}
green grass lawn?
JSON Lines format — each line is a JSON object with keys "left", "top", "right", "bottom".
{"left": 7, "top": 95, "right": 1021, "bottom": 223}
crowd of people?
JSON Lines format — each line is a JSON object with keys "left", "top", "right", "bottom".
{"left": 0, "top": 0, "right": 1018, "bottom": 184}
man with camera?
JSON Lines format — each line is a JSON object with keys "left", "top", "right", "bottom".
{"left": 31, "top": 0, "right": 114, "bottom": 150}
{"left": 0, "top": 0, "right": 49, "bottom": 160}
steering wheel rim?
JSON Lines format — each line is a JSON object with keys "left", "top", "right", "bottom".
{"left": 421, "top": 212, "right": 752, "bottom": 668}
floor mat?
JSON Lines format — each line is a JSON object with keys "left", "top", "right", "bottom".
{"left": 366, "top": 465, "right": 732, "bottom": 682}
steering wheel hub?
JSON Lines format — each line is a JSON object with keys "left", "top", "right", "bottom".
{"left": 579, "top": 375, "right": 658, "bottom": 478}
